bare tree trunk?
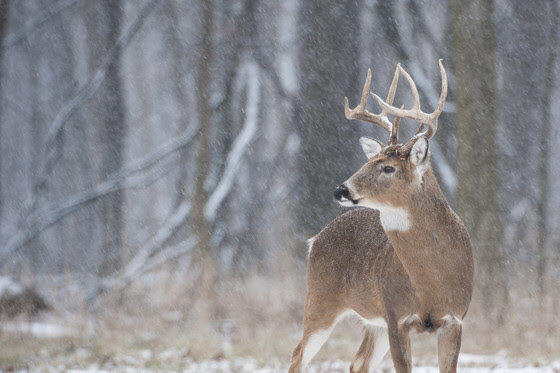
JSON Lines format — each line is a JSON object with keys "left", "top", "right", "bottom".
{"left": 452, "top": 0, "right": 507, "bottom": 323}
{"left": 168, "top": 0, "right": 191, "bottom": 210}
{"left": 537, "top": 0, "right": 559, "bottom": 300}
{"left": 0, "top": 0, "right": 10, "bottom": 227}
{"left": 192, "top": 0, "right": 215, "bottom": 312}
{"left": 296, "top": 0, "right": 361, "bottom": 250}
{"left": 83, "top": 0, "right": 126, "bottom": 276}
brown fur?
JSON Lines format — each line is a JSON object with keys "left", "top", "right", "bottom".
{"left": 289, "top": 147, "right": 474, "bottom": 373}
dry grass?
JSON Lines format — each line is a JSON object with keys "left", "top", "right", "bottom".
{"left": 462, "top": 263, "right": 560, "bottom": 362}
{"left": 1, "top": 260, "right": 559, "bottom": 370}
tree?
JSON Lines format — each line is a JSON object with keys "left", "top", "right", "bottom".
{"left": 452, "top": 0, "right": 507, "bottom": 321}
{"left": 192, "top": 0, "right": 215, "bottom": 310}
{"left": 537, "top": 0, "right": 559, "bottom": 298}
{"left": 83, "top": 0, "right": 126, "bottom": 275}
{"left": 296, "top": 0, "right": 362, "bottom": 247}
{"left": 0, "top": 0, "right": 9, "bottom": 227}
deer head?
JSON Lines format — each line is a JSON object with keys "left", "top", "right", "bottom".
{"left": 334, "top": 61, "right": 448, "bottom": 229}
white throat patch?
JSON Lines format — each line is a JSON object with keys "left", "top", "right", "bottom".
{"left": 360, "top": 200, "right": 411, "bottom": 232}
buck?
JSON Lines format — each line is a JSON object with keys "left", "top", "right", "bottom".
{"left": 289, "top": 61, "right": 474, "bottom": 373}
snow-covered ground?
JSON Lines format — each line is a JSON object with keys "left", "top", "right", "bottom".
{"left": 20, "top": 350, "right": 560, "bottom": 373}
{"left": 62, "top": 357, "right": 560, "bottom": 373}
{"left": 3, "top": 320, "right": 559, "bottom": 372}
{"left": 177, "top": 354, "right": 560, "bottom": 373}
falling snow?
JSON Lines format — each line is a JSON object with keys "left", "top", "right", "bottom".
{"left": 0, "top": 0, "right": 559, "bottom": 371}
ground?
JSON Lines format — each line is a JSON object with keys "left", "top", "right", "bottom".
{"left": 2, "top": 319, "right": 559, "bottom": 372}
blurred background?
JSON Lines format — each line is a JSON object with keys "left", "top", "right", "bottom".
{"left": 1, "top": 0, "right": 559, "bottom": 371}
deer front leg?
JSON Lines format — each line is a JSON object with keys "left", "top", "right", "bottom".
{"left": 386, "top": 314, "right": 418, "bottom": 373}
{"left": 437, "top": 313, "right": 462, "bottom": 373}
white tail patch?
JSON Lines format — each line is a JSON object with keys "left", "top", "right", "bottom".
{"left": 307, "top": 236, "right": 317, "bottom": 255}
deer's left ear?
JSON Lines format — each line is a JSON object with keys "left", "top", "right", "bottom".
{"left": 410, "top": 137, "right": 429, "bottom": 167}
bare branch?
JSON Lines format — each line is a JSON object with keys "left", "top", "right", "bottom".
{"left": 92, "top": 203, "right": 194, "bottom": 300}
{"left": 0, "top": 126, "right": 196, "bottom": 262}
{"left": 4, "top": 0, "right": 82, "bottom": 48}
{"left": 204, "top": 62, "right": 260, "bottom": 221}
{"left": 107, "top": 200, "right": 191, "bottom": 286}
{"left": 90, "top": 238, "right": 195, "bottom": 303}
{"left": 142, "top": 238, "right": 195, "bottom": 274}
{"left": 31, "top": 0, "right": 161, "bottom": 201}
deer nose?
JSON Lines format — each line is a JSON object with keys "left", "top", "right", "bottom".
{"left": 334, "top": 184, "right": 350, "bottom": 201}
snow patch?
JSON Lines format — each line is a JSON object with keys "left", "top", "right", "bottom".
{"left": 0, "top": 276, "right": 24, "bottom": 295}
{"left": 2, "top": 321, "right": 74, "bottom": 338}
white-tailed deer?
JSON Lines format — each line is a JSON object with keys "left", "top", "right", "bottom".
{"left": 289, "top": 61, "right": 474, "bottom": 373}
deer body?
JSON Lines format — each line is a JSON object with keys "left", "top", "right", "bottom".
{"left": 378, "top": 166, "right": 473, "bottom": 319}
{"left": 289, "top": 62, "right": 474, "bottom": 373}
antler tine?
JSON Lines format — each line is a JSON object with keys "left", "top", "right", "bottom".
{"left": 344, "top": 69, "right": 392, "bottom": 133}
{"left": 388, "top": 105, "right": 404, "bottom": 145}
{"left": 425, "top": 59, "right": 448, "bottom": 138}
{"left": 396, "top": 64, "right": 420, "bottom": 111}
{"left": 370, "top": 60, "right": 448, "bottom": 140}
{"left": 381, "top": 65, "right": 400, "bottom": 117}
{"left": 359, "top": 68, "right": 371, "bottom": 108}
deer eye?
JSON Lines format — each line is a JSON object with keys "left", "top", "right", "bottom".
{"left": 383, "top": 165, "right": 395, "bottom": 173}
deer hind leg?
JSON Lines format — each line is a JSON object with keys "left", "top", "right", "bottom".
{"left": 437, "top": 313, "right": 462, "bottom": 373}
{"left": 289, "top": 309, "right": 345, "bottom": 373}
{"left": 350, "top": 326, "right": 389, "bottom": 373}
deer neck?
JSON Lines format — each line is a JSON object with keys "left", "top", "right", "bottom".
{"left": 380, "top": 167, "right": 474, "bottom": 314}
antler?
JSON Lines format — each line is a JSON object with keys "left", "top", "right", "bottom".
{"left": 388, "top": 106, "right": 404, "bottom": 145}
{"left": 370, "top": 59, "right": 447, "bottom": 140}
{"left": 344, "top": 66, "right": 400, "bottom": 143}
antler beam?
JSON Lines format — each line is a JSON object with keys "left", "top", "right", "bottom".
{"left": 344, "top": 66, "right": 400, "bottom": 135}
{"left": 370, "top": 59, "right": 448, "bottom": 140}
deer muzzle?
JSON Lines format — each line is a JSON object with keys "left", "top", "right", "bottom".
{"left": 334, "top": 184, "right": 359, "bottom": 206}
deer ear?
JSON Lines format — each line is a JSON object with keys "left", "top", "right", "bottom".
{"left": 410, "top": 137, "right": 429, "bottom": 167}
{"left": 360, "top": 137, "right": 383, "bottom": 159}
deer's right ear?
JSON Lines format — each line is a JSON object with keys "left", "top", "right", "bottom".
{"left": 410, "top": 137, "right": 429, "bottom": 166}
{"left": 359, "top": 137, "right": 383, "bottom": 159}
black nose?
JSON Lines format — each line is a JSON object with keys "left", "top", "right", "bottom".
{"left": 334, "top": 184, "right": 350, "bottom": 201}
